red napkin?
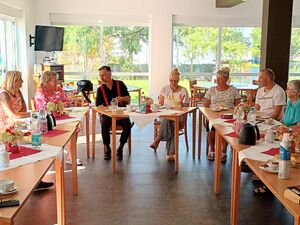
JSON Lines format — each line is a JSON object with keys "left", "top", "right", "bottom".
{"left": 225, "top": 132, "right": 265, "bottom": 139}
{"left": 225, "top": 132, "right": 240, "bottom": 138}
{"left": 42, "top": 129, "right": 68, "bottom": 137}
{"left": 262, "top": 147, "right": 279, "bottom": 156}
{"left": 224, "top": 119, "right": 236, "bottom": 124}
{"left": 55, "top": 114, "right": 75, "bottom": 120}
{"left": 10, "top": 146, "right": 41, "bottom": 160}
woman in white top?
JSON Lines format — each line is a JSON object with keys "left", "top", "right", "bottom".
{"left": 150, "top": 68, "right": 189, "bottom": 161}
{"left": 204, "top": 67, "right": 241, "bottom": 161}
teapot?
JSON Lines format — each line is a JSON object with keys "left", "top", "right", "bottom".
{"left": 239, "top": 123, "right": 260, "bottom": 145}
{"left": 46, "top": 112, "right": 56, "bottom": 131}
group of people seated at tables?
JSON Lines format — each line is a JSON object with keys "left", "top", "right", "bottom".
{"left": 1, "top": 65, "right": 300, "bottom": 192}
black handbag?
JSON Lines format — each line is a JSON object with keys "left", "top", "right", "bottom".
{"left": 77, "top": 80, "right": 93, "bottom": 103}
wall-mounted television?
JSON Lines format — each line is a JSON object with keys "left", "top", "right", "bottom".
{"left": 34, "top": 25, "right": 64, "bottom": 52}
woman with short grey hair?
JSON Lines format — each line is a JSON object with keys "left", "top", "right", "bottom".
{"left": 282, "top": 80, "right": 300, "bottom": 127}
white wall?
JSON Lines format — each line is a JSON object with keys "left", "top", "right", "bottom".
{"left": 0, "top": 0, "right": 35, "bottom": 101}
{"left": 2, "top": 0, "right": 300, "bottom": 97}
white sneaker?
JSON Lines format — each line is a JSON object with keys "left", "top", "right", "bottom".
{"left": 66, "top": 158, "right": 83, "bottom": 166}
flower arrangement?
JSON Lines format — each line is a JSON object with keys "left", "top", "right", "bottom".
{"left": 0, "top": 126, "right": 24, "bottom": 153}
{"left": 47, "top": 100, "right": 65, "bottom": 114}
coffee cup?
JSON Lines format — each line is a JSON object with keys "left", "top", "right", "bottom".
{"left": 266, "top": 159, "right": 279, "bottom": 170}
{"left": 264, "top": 118, "right": 273, "bottom": 125}
{"left": 126, "top": 105, "right": 132, "bottom": 113}
{"left": 0, "top": 179, "right": 15, "bottom": 193}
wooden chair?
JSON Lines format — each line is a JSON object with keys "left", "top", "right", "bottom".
{"left": 99, "top": 114, "right": 132, "bottom": 156}
{"left": 153, "top": 115, "right": 189, "bottom": 151}
{"left": 189, "top": 80, "right": 204, "bottom": 106}
{"left": 30, "top": 97, "right": 36, "bottom": 110}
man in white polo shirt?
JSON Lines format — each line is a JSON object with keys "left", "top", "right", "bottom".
{"left": 255, "top": 68, "right": 286, "bottom": 121}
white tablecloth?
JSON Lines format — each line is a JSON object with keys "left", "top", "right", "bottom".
{"left": 238, "top": 141, "right": 280, "bottom": 165}
{"left": 0, "top": 144, "right": 62, "bottom": 172}
{"left": 128, "top": 109, "right": 182, "bottom": 128}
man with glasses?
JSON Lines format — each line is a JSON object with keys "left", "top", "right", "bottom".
{"left": 95, "top": 66, "right": 131, "bottom": 160}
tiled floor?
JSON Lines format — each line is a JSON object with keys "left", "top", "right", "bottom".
{"left": 14, "top": 116, "right": 293, "bottom": 225}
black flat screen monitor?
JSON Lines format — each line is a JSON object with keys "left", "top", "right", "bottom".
{"left": 34, "top": 25, "right": 64, "bottom": 51}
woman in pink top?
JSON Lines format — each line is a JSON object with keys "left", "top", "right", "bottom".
{"left": 0, "top": 71, "right": 29, "bottom": 126}
{"left": 35, "top": 71, "right": 70, "bottom": 110}
{"left": 35, "top": 71, "right": 82, "bottom": 166}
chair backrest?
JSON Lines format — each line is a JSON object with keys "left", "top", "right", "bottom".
{"left": 30, "top": 97, "right": 36, "bottom": 110}
{"left": 189, "top": 80, "right": 197, "bottom": 89}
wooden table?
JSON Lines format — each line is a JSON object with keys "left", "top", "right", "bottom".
{"left": 193, "top": 82, "right": 258, "bottom": 106}
{"left": 43, "top": 122, "right": 80, "bottom": 196}
{"left": 226, "top": 135, "right": 300, "bottom": 225}
{"left": 58, "top": 107, "right": 90, "bottom": 158}
{"left": 92, "top": 106, "right": 198, "bottom": 173}
{"left": 0, "top": 158, "right": 57, "bottom": 225}
{"left": 199, "top": 107, "right": 300, "bottom": 225}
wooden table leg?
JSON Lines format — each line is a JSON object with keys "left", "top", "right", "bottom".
{"left": 192, "top": 110, "right": 196, "bottom": 158}
{"left": 198, "top": 109, "right": 202, "bottom": 159}
{"left": 214, "top": 129, "right": 222, "bottom": 194}
{"left": 112, "top": 117, "right": 117, "bottom": 173}
{"left": 55, "top": 157, "right": 65, "bottom": 225}
{"left": 294, "top": 216, "right": 300, "bottom": 225}
{"left": 230, "top": 149, "right": 241, "bottom": 225}
{"left": 92, "top": 110, "right": 96, "bottom": 158}
{"left": 174, "top": 117, "right": 179, "bottom": 173}
{"left": 138, "top": 90, "right": 141, "bottom": 106}
{"left": 86, "top": 110, "right": 90, "bottom": 158}
{"left": 71, "top": 132, "right": 78, "bottom": 196}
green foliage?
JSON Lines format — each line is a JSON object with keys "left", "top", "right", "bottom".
{"left": 59, "top": 26, "right": 149, "bottom": 73}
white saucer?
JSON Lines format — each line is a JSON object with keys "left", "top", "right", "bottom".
{"left": 0, "top": 186, "right": 18, "bottom": 195}
{"left": 259, "top": 165, "right": 278, "bottom": 173}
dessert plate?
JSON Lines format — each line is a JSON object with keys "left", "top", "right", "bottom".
{"left": 259, "top": 164, "right": 278, "bottom": 173}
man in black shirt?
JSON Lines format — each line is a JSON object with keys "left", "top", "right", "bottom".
{"left": 95, "top": 66, "right": 131, "bottom": 160}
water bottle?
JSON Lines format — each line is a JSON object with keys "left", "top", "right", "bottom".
{"left": 39, "top": 109, "right": 48, "bottom": 134}
{"left": 140, "top": 92, "right": 146, "bottom": 114}
{"left": 278, "top": 133, "right": 291, "bottom": 179}
{"left": 247, "top": 107, "right": 256, "bottom": 126}
{"left": 31, "top": 114, "right": 41, "bottom": 147}
{"left": 235, "top": 107, "right": 244, "bottom": 134}
{"left": 0, "top": 145, "right": 9, "bottom": 169}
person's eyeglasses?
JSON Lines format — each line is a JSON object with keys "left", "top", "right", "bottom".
{"left": 170, "top": 80, "right": 179, "bottom": 83}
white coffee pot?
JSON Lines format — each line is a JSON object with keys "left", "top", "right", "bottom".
{"left": 265, "top": 129, "right": 275, "bottom": 143}
{"left": 0, "top": 145, "right": 9, "bottom": 169}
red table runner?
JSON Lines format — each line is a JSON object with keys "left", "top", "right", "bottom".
{"left": 55, "top": 114, "right": 75, "bottom": 120}
{"left": 42, "top": 129, "right": 68, "bottom": 137}
{"left": 10, "top": 146, "right": 41, "bottom": 160}
{"left": 224, "top": 119, "right": 236, "bottom": 124}
{"left": 262, "top": 147, "right": 279, "bottom": 156}
{"left": 225, "top": 132, "right": 265, "bottom": 139}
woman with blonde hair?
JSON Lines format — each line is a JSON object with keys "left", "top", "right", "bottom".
{"left": 0, "top": 71, "right": 29, "bottom": 125}
{"left": 0, "top": 71, "right": 54, "bottom": 190}
{"left": 149, "top": 68, "right": 189, "bottom": 161}
{"left": 204, "top": 67, "right": 241, "bottom": 161}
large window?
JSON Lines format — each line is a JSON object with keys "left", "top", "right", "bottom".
{"left": 289, "top": 28, "right": 300, "bottom": 80}
{"left": 55, "top": 25, "right": 149, "bottom": 103}
{"left": 0, "top": 19, "right": 18, "bottom": 85}
{"left": 173, "top": 26, "right": 261, "bottom": 89}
